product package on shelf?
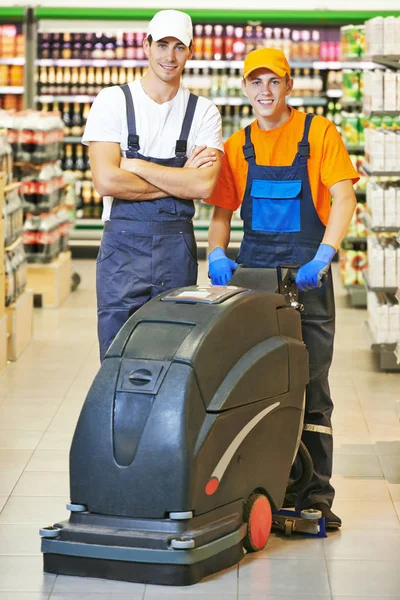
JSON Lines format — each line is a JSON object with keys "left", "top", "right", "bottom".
{"left": 368, "top": 290, "right": 400, "bottom": 344}
{"left": 367, "top": 180, "right": 400, "bottom": 229}
{"left": 367, "top": 234, "right": 400, "bottom": 289}
{"left": 365, "top": 17, "right": 400, "bottom": 57}
{"left": 364, "top": 115, "right": 400, "bottom": 172}
{"left": 23, "top": 210, "right": 71, "bottom": 264}
{"left": 363, "top": 71, "right": 400, "bottom": 114}
{"left": 340, "top": 25, "right": 365, "bottom": 59}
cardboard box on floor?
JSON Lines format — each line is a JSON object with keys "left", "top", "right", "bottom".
{"left": 0, "top": 313, "right": 7, "bottom": 374}
{"left": 27, "top": 251, "right": 71, "bottom": 308}
{"left": 6, "top": 289, "right": 33, "bottom": 361}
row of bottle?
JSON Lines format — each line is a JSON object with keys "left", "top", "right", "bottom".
{"left": 0, "top": 25, "right": 24, "bottom": 59}
{"left": 3, "top": 186, "right": 24, "bottom": 248}
{"left": 0, "top": 129, "right": 14, "bottom": 185}
{"left": 0, "top": 65, "right": 24, "bottom": 87}
{"left": 4, "top": 239, "right": 27, "bottom": 307}
{"left": 0, "top": 110, "right": 65, "bottom": 165}
{"left": 37, "top": 65, "right": 147, "bottom": 96}
{"left": 62, "top": 144, "right": 90, "bottom": 180}
{"left": 37, "top": 102, "right": 90, "bottom": 138}
{"left": 38, "top": 31, "right": 148, "bottom": 61}
{"left": 38, "top": 26, "right": 341, "bottom": 62}
{"left": 76, "top": 181, "right": 102, "bottom": 220}
{"left": 23, "top": 210, "right": 71, "bottom": 263}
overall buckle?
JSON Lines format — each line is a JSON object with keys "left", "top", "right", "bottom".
{"left": 128, "top": 134, "right": 140, "bottom": 150}
{"left": 175, "top": 140, "right": 187, "bottom": 157}
{"left": 298, "top": 142, "right": 310, "bottom": 158}
{"left": 243, "top": 143, "right": 255, "bottom": 160}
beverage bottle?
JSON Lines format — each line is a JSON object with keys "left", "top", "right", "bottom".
{"left": 39, "top": 32, "right": 51, "bottom": 59}
{"left": 224, "top": 25, "right": 234, "bottom": 60}
{"left": 47, "top": 66, "right": 56, "bottom": 95}
{"left": 135, "top": 33, "right": 145, "bottom": 60}
{"left": 62, "top": 143, "right": 75, "bottom": 178}
{"left": 78, "top": 67, "right": 87, "bottom": 94}
{"left": 55, "top": 67, "right": 64, "bottom": 94}
{"left": 92, "top": 33, "right": 104, "bottom": 59}
{"left": 87, "top": 67, "right": 96, "bottom": 95}
{"left": 10, "top": 64, "right": 23, "bottom": 87}
{"left": 301, "top": 30, "right": 311, "bottom": 61}
{"left": 118, "top": 67, "right": 127, "bottom": 86}
{"left": 264, "top": 27, "right": 273, "bottom": 49}
{"left": 291, "top": 30, "right": 301, "bottom": 61}
{"left": 125, "top": 33, "right": 135, "bottom": 60}
{"left": 103, "top": 67, "right": 111, "bottom": 87}
{"left": 70, "top": 67, "right": 79, "bottom": 95}
{"left": 92, "top": 188, "right": 102, "bottom": 219}
{"left": 0, "top": 65, "right": 8, "bottom": 86}
{"left": 72, "top": 33, "right": 83, "bottom": 59}
{"left": 104, "top": 34, "right": 116, "bottom": 60}
{"left": 38, "top": 67, "right": 48, "bottom": 95}
{"left": 82, "top": 181, "right": 94, "bottom": 218}
{"left": 82, "top": 102, "right": 90, "bottom": 127}
{"left": 193, "top": 24, "right": 204, "bottom": 60}
{"left": 74, "top": 144, "right": 85, "bottom": 179}
{"left": 111, "top": 67, "right": 119, "bottom": 86}
{"left": 52, "top": 33, "right": 61, "bottom": 59}
{"left": 62, "top": 33, "right": 72, "bottom": 59}
{"left": 115, "top": 31, "right": 125, "bottom": 59}
{"left": 282, "top": 28, "right": 292, "bottom": 59}
{"left": 95, "top": 68, "right": 103, "bottom": 93}
{"left": 311, "top": 30, "right": 321, "bottom": 60}
{"left": 82, "top": 33, "right": 94, "bottom": 59}
{"left": 244, "top": 25, "right": 255, "bottom": 54}
{"left": 63, "top": 65, "right": 71, "bottom": 94}
{"left": 213, "top": 25, "right": 224, "bottom": 60}
{"left": 203, "top": 25, "right": 213, "bottom": 61}
{"left": 62, "top": 102, "right": 72, "bottom": 136}
{"left": 233, "top": 28, "right": 246, "bottom": 61}
{"left": 222, "top": 106, "right": 233, "bottom": 140}
{"left": 70, "top": 103, "right": 82, "bottom": 137}
{"left": 273, "top": 28, "right": 283, "bottom": 53}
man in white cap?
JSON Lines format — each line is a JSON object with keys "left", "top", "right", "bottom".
{"left": 83, "top": 10, "right": 223, "bottom": 361}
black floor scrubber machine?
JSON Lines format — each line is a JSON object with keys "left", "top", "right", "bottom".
{"left": 40, "top": 266, "right": 316, "bottom": 586}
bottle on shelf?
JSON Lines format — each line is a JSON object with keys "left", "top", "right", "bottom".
{"left": 71, "top": 103, "right": 83, "bottom": 137}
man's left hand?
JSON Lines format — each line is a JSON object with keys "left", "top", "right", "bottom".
{"left": 296, "top": 244, "right": 336, "bottom": 291}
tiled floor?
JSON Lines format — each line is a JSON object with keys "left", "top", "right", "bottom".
{"left": 0, "top": 260, "right": 399, "bottom": 599}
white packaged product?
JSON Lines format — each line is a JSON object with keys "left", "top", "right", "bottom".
{"left": 370, "top": 70, "right": 384, "bottom": 112}
{"left": 384, "top": 247, "right": 397, "bottom": 288}
{"left": 384, "top": 185, "right": 397, "bottom": 228}
{"left": 368, "top": 181, "right": 384, "bottom": 227}
{"left": 368, "top": 237, "right": 385, "bottom": 287}
{"left": 384, "top": 71, "right": 397, "bottom": 111}
{"left": 388, "top": 303, "right": 400, "bottom": 343}
{"left": 368, "top": 130, "right": 385, "bottom": 171}
{"left": 366, "top": 17, "right": 384, "bottom": 56}
{"left": 385, "top": 133, "right": 397, "bottom": 172}
{"left": 383, "top": 17, "right": 398, "bottom": 55}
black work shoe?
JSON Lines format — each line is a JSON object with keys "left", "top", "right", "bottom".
{"left": 309, "top": 502, "right": 342, "bottom": 529}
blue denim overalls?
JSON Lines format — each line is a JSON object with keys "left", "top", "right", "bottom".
{"left": 96, "top": 85, "right": 199, "bottom": 361}
{"left": 238, "top": 113, "right": 336, "bottom": 509}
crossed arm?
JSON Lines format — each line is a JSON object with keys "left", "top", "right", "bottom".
{"left": 89, "top": 141, "right": 221, "bottom": 201}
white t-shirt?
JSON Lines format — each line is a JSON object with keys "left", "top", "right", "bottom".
{"left": 82, "top": 79, "right": 223, "bottom": 221}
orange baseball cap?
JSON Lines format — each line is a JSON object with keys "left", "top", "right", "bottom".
{"left": 243, "top": 48, "right": 291, "bottom": 79}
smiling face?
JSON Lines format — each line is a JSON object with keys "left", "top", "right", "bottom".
{"left": 143, "top": 36, "right": 193, "bottom": 84}
{"left": 242, "top": 68, "right": 293, "bottom": 124}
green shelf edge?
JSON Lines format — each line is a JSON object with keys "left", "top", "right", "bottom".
{"left": 0, "top": 7, "right": 25, "bottom": 21}
{"left": 34, "top": 8, "right": 400, "bottom": 24}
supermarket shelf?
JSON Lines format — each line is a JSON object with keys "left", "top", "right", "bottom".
{"left": 346, "top": 145, "right": 365, "bottom": 153}
{"left": 369, "top": 55, "right": 400, "bottom": 70}
{"left": 64, "top": 136, "right": 82, "bottom": 143}
{"left": 0, "top": 87, "right": 24, "bottom": 95}
{"left": 326, "top": 89, "right": 342, "bottom": 98}
{"left": 341, "top": 101, "right": 363, "bottom": 109}
{"left": 365, "top": 320, "right": 400, "bottom": 371}
{"left": 362, "top": 163, "right": 400, "bottom": 177}
{"left": 0, "top": 58, "right": 25, "bottom": 65}
{"left": 364, "top": 110, "right": 400, "bottom": 117}
{"left": 363, "top": 272, "right": 397, "bottom": 294}
{"left": 39, "top": 94, "right": 328, "bottom": 107}
{"left": 342, "top": 236, "right": 367, "bottom": 243}
{"left": 370, "top": 226, "right": 400, "bottom": 233}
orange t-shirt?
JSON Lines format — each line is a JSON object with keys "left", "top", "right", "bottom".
{"left": 206, "top": 108, "right": 359, "bottom": 226}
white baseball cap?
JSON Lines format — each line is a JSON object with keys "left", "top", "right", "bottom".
{"left": 147, "top": 10, "right": 193, "bottom": 47}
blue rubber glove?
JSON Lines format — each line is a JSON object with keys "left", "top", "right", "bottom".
{"left": 296, "top": 244, "right": 336, "bottom": 291}
{"left": 208, "top": 247, "right": 237, "bottom": 285}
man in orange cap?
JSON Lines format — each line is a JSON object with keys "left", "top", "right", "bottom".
{"left": 205, "top": 47, "right": 360, "bottom": 528}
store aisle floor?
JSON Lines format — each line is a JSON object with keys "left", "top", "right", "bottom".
{"left": 0, "top": 260, "right": 399, "bottom": 600}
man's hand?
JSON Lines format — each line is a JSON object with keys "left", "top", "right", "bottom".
{"left": 184, "top": 145, "right": 217, "bottom": 169}
{"left": 208, "top": 247, "right": 237, "bottom": 286}
{"left": 296, "top": 244, "right": 336, "bottom": 291}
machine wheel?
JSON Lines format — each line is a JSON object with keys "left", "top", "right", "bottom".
{"left": 285, "top": 441, "right": 313, "bottom": 495}
{"left": 301, "top": 508, "right": 322, "bottom": 520}
{"left": 243, "top": 493, "right": 272, "bottom": 553}
{"left": 284, "top": 520, "right": 294, "bottom": 536}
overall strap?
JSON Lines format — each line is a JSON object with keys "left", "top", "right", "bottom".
{"left": 242, "top": 125, "right": 256, "bottom": 162}
{"left": 297, "top": 113, "right": 314, "bottom": 159}
{"left": 120, "top": 84, "right": 140, "bottom": 152}
{"left": 175, "top": 93, "right": 199, "bottom": 157}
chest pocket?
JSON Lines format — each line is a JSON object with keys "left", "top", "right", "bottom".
{"left": 251, "top": 179, "right": 302, "bottom": 233}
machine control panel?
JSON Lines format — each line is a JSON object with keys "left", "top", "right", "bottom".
{"left": 161, "top": 286, "right": 245, "bottom": 304}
